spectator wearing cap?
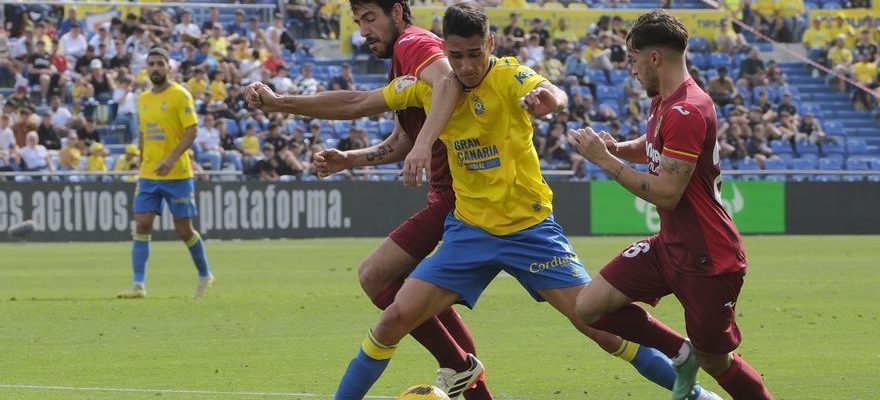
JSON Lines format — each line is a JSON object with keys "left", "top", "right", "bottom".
{"left": 272, "top": 66, "right": 296, "bottom": 94}
{"left": 330, "top": 63, "right": 355, "bottom": 91}
{"left": 227, "top": 9, "right": 248, "bottom": 38}
{"left": 19, "top": 130, "right": 52, "bottom": 173}
{"left": 36, "top": 112, "right": 61, "bottom": 150}
{"left": 113, "top": 144, "right": 140, "bottom": 182}
{"left": 59, "top": 23, "right": 87, "bottom": 66}
{"left": 708, "top": 67, "right": 738, "bottom": 106}
{"left": 88, "top": 59, "right": 116, "bottom": 104}
{"left": 174, "top": 9, "right": 202, "bottom": 44}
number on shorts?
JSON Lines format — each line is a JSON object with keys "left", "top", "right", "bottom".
{"left": 622, "top": 241, "right": 651, "bottom": 258}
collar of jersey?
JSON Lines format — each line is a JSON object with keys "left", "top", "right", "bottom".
{"left": 459, "top": 57, "right": 496, "bottom": 92}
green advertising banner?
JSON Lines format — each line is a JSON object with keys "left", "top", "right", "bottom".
{"left": 590, "top": 181, "right": 785, "bottom": 234}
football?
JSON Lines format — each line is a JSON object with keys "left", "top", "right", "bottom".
{"left": 398, "top": 384, "right": 451, "bottom": 400}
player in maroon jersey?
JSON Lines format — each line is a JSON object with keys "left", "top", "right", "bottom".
{"left": 567, "top": 10, "right": 774, "bottom": 400}
{"left": 246, "top": 1, "right": 491, "bottom": 398}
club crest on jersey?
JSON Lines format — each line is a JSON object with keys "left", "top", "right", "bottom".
{"left": 514, "top": 69, "right": 536, "bottom": 84}
{"left": 394, "top": 75, "right": 417, "bottom": 93}
{"left": 672, "top": 105, "right": 690, "bottom": 115}
{"left": 161, "top": 101, "right": 168, "bottom": 112}
{"left": 471, "top": 94, "right": 485, "bottom": 115}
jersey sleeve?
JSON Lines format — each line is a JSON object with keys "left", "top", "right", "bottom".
{"left": 659, "top": 102, "right": 706, "bottom": 163}
{"left": 508, "top": 63, "right": 548, "bottom": 99}
{"left": 395, "top": 34, "right": 445, "bottom": 78}
{"left": 382, "top": 75, "right": 429, "bottom": 111}
{"left": 177, "top": 88, "right": 199, "bottom": 129}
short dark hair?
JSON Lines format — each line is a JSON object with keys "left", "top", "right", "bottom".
{"left": 443, "top": 3, "right": 488, "bottom": 39}
{"left": 349, "top": 0, "right": 413, "bottom": 25}
{"left": 148, "top": 47, "right": 170, "bottom": 61}
{"left": 626, "top": 10, "right": 688, "bottom": 53}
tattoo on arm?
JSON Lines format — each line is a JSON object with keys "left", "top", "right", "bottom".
{"left": 639, "top": 179, "right": 650, "bottom": 194}
{"left": 612, "top": 164, "right": 625, "bottom": 180}
{"left": 366, "top": 144, "right": 394, "bottom": 162}
{"left": 660, "top": 156, "right": 695, "bottom": 177}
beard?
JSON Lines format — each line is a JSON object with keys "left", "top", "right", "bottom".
{"left": 150, "top": 72, "right": 167, "bottom": 86}
{"left": 370, "top": 25, "right": 400, "bottom": 59}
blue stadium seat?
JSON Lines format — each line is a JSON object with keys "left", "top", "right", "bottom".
{"left": 709, "top": 53, "right": 732, "bottom": 69}
{"left": 566, "top": 121, "right": 582, "bottom": 131}
{"left": 599, "top": 102, "right": 622, "bottom": 117}
{"left": 842, "top": 175, "right": 865, "bottom": 182}
{"left": 325, "top": 138, "right": 339, "bottom": 149}
{"left": 823, "top": 121, "right": 845, "bottom": 136}
{"left": 770, "top": 140, "right": 792, "bottom": 154}
{"left": 737, "top": 158, "right": 761, "bottom": 180}
{"left": 590, "top": 122, "right": 609, "bottom": 133}
{"left": 588, "top": 69, "right": 608, "bottom": 84}
{"left": 765, "top": 174, "right": 787, "bottom": 181}
{"left": 333, "top": 120, "right": 352, "bottom": 136}
{"left": 688, "top": 37, "right": 710, "bottom": 53}
{"left": 846, "top": 138, "right": 868, "bottom": 155}
{"left": 846, "top": 157, "right": 869, "bottom": 171}
{"left": 818, "top": 157, "right": 843, "bottom": 170}
{"left": 596, "top": 85, "right": 621, "bottom": 103}
{"left": 224, "top": 119, "right": 240, "bottom": 137}
{"left": 764, "top": 158, "right": 786, "bottom": 170}
{"left": 689, "top": 53, "right": 709, "bottom": 70}
{"left": 792, "top": 157, "right": 817, "bottom": 170}
{"left": 796, "top": 141, "right": 819, "bottom": 155}
{"left": 610, "top": 69, "right": 630, "bottom": 84}
{"left": 822, "top": 137, "right": 845, "bottom": 154}
{"left": 814, "top": 174, "right": 841, "bottom": 182}
{"left": 379, "top": 119, "right": 395, "bottom": 134}
{"left": 720, "top": 158, "right": 733, "bottom": 171}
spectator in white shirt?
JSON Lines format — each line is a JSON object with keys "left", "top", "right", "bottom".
{"left": 196, "top": 113, "right": 223, "bottom": 170}
{"left": 174, "top": 9, "right": 202, "bottom": 44}
{"left": 89, "top": 26, "right": 116, "bottom": 60}
{"left": 19, "top": 131, "right": 53, "bottom": 172}
{"left": 271, "top": 66, "right": 295, "bottom": 94}
{"left": 240, "top": 49, "right": 264, "bottom": 85}
{"left": 49, "top": 96, "right": 73, "bottom": 129}
{"left": 59, "top": 24, "right": 87, "bottom": 65}
{"left": 293, "top": 63, "right": 322, "bottom": 95}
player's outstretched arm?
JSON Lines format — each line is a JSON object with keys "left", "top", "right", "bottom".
{"left": 401, "top": 72, "right": 461, "bottom": 186}
{"left": 313, "top": 118, "right": 414, "bottom": 178}
{"left": 567, "top": 127, "right": 694, "bottom": 210}
{"left": 245, "top": 82, "right": 391, "bottom": 120}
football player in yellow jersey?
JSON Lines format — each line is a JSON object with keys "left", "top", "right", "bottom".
{"left": 117, "top": 48, "right": 214, "bottom": 299}
{"left": 250, "top": 4, "right": 719, "bottom": 400}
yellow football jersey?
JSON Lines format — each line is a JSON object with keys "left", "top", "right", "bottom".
{"left": 137, "top": 82, "right": 197, "bottom": 180}
{"left": 383, "top": 57, "right": 552, "bottom": 235}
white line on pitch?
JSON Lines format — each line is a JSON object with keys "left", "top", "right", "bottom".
{"left": 0, "top": 384, "right": 396, "bottom": 399}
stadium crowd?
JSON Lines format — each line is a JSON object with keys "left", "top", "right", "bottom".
{"left": 0, "top": 0, "right": 876, "bottom": 182}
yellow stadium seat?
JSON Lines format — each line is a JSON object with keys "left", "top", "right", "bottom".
{"left": 566, "top": 2, "right": 588, "bottom": 8}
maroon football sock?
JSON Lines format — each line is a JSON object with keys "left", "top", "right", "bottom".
{"left": 589, "top": 303, "right": 686, "bottom": 358}
{"left": 714, "top": 354, "right": 774, "bottom": 400}
{"left": 436, "top": 307, "right": 477, "bottom": 355}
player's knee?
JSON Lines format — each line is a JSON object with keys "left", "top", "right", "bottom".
{"left": 373, "top": 304, "right": 412, "bottom": 345}
{"left": 575, "top": 289, "right": 603, "bottom": 325}
{"left": 357, "top": 260, "right": 386, "bottom": 299}
{"left": 695, "top": 350, "right": 734, "bottom": 376}
{"left": 134, "top": 220, "right": 153, "bottom": 234}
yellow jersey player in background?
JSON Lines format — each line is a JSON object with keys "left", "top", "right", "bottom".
{"left": 117, "top": 48, "right": 214, "bottom": 299}
{"left": 246, "top": 3, "right": 721, "bottom": 399}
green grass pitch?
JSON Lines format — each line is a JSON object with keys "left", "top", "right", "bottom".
{"left": 1, "top": 236, "right": 878, "bottom": 399}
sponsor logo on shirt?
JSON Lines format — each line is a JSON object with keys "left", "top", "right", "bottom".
{"left": 514, "top": 68, "right": 536, "bottom": 84}
{"left": 672, "top": 105, "right": 690, "bottom": 115}
{"left": 453, "top": 138, "right": 500, "bottom": 171}
{"left": 394, "top": 75, "right": 417, "bottom": 93}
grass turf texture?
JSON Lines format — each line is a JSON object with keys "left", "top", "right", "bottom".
{"left": 0, "top": 236, "right": 877, "bottom": 399}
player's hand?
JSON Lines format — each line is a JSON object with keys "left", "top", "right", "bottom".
{"left": 313, "top": 148, "right": 350, "bottom": 178}
{"left": 401, "top": 144, "right": 431, "bottom": 187}
{"left": 245, "top": 82, "right": 279, "bottom": 112}
{"left": 598, "top": 131, "right": 619, "bottom": 153}
{"left": 567, "top": 127, "right": 611, "bottom": 162}
{"left": 519, "top": 87, "right": 559, "bottom": 118}
{"left": 154, "top": 157, "right": 175, "bottom": 176}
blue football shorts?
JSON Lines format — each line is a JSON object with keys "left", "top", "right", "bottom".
{"left": 409, "top": 212, "right": 591, "bottom": 308}
{"left": 133, "top": 178, "right": 197, "bottom": 218}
